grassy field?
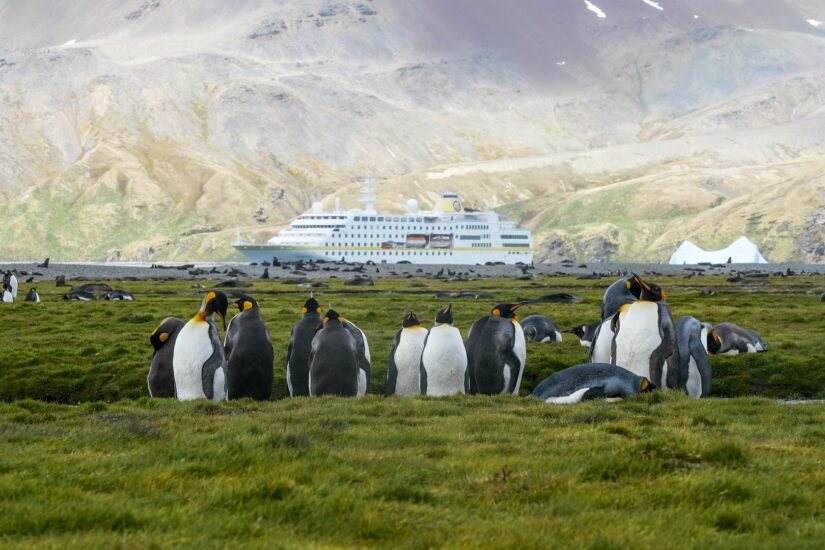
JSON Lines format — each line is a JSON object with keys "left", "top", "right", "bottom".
{"left": 1, "top": 274, "right": 824, "bottom": 547}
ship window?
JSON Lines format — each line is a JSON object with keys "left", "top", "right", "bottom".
{"left": 369, "top": 217, "right": 376, "bottom": 221}
{"left": 354, "top": 217, "right": 360, "bottom": 221}
{"left": 378, "top": 217, "right": 384, "bottom": 221}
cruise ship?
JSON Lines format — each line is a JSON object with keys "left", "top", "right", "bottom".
{"left": 232, "top": 182, "right": 532, "bottom": 265}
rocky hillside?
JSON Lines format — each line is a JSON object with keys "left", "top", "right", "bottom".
{"left": 0, "top": 0, "right": 823, "bottom": 262}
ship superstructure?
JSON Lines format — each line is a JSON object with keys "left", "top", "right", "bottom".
{"left": 233, "top": 182, "right": 532, "bottom": 265}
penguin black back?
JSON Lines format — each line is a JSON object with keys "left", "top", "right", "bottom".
{"left": 225, "top": 295, "right": 274, "bottom": 401}
{"left": 148, "top": 317, "right": 185, "bottom": 398}
{"left": 287, "top": 296, "right": 324, "bottom": 396}
{"left": 466, "top": 303, "right": 527, "bottom": 395}
{"left": 309, "top": 309, "right": 359, "bottom": 397}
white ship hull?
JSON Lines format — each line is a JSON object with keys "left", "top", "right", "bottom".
{"left": 232, "top": 187, "right": 533, "bottom": 266}
{"left": 234, "top": 244, "right": 532, "bottom": 265}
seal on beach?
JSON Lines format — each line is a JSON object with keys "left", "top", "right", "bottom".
{"left": 286, "top": 296, "right": 324, "bottom": 397}
{"left": 675, "top": 316, "right": 720, "bottom": 398}
{"left": 309, "top": 309, "right": 359, "bottom": 397}
{"left": 172, "top": 291, "right": 228, "bottom": 401}
{"left": 520, "top": 315, "right": 563, "bottom": 343}
{"left": 385, "top": 312, "right": 428, "bottom": 396}
{"left": 420, "top": 304, "right": 467, "bottom": 396}
{"left": 224, "top": 295, "right": 273, "bottom": 401}
{"left": 148, "top": 317, "right": 185, "bottom": 398}
{"left": 24, "top": 288, "right": 40, "bottom": 303}
{"left": 712, "top": 323, "right": 767, "bottom": 355}
{"left": 530, "top": 363, "right": 654, "bottom": 404}
{"left": 466, "top": 303, "right": 527, "bottom": 395}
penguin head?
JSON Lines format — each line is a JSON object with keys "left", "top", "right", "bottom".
{"left": 491, "top": 303, "right": 526, "bottom": 321}
{"left": 706, "top": 329, "right": 722, "bottom": 355}
{"left": 434, "top": 304, "right": 453, "bottom": 325}
{"left": 302, "top": 297, "right": 322, "bottom": 315}
{"left": 198, "top": 291, "right": 228, "bottom": 330}
{"left": 150, "top": 317, "right": 177, "bottom": 352}
{"left": 639, "top": 378, "right": 656, "bottom": 393}
{"left": 402, "top": 311, "right": 421, "bottom": 328}
{"left": 323, "top": 309, "right": 341, "bottom": 325}
{"left": 232, "top": 294, "right": 259, "bottom": 312}
{"left": 564, "top": 325, "right": 586, "bottom": 339}
{"left": 626, "top": 274, "right": 666, "bottom": 301}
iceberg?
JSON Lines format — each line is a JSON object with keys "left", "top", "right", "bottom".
{"left": 668, "top": 236, "right": 768, "bottom": 264}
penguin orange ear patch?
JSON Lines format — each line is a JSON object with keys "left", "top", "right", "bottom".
{"left": 301, "top": 307, "right": 308, "bottom": 314}
{"left": 159, "top": 333, "right": 169, "bottom": 343}
{"left": 243, "top": 301, "right": 253, "bottom": 311}
{"left": 640, "top": 379, "right": 649, "bottom": 391}
{"left": 625, "top": 280, "right": 631, "bottom": 289}
{"left": 492, "top": 308, "right": 501, "bottom": 316}
{"left": 316, "top": 307, "right": 322, "bottom": 313}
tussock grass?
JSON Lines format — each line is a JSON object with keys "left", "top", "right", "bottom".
{"left": 0, "top": 275, "right": 824, "bottom": 546}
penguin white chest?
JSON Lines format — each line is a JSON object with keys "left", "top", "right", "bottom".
{"left": 685, "top": 356, "right": 702, "bottom": 398}
{"left": 173, "top": 321, "right": 214, "bottom": 400}
{"left": 614, "top": 302, "right": 662, "bottom": 378}
{"left": 590, "top": 320, "right": 614, "bottom": 363}
{"left": 394, "top": 328, "right": 428, "bottom": 396}
{"left": 422, "top": 325, "right": 466, "bottom": 396}
{"left": 507, "top": 321, "right": 527, "bottom": 395}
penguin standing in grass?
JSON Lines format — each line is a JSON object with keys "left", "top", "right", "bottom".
{"left": 342, "top": 317, "right": 371, "bottom": 396}
{"left": 309, "top": 309, "right": 359, "bottom": 397}
{"left": 4, "top": 271, "right": 17, "bottom": 300}
{"left": 466, "top": 303, "right": 527, "bottom": 395}
{"left": 675, "top": 316, "right": 720, "bottom": 398}
{"left": 148, "top": 317, "right": 185, "bottom": 398}
{"left": 24, "top": 288, "right": 40, "bottom": 302}
{"left": 286, "top": 296, "right": 324, "bottom": 397}
{"left": 224, "top": 295, "right": 273, "bottom": 401}
{"left": 385, "top": 312, "right": 428, "bottom": 396}
{"left": 590, "top": 275, "right": 678, "bottom": 389}
{"left": 420, "top": 304, "right": 467, "bottom": 396}
{"left": 172, "top": 291, "right": 229, "bottom": 401}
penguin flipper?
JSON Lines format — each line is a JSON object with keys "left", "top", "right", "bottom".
{"left": 581, "top": 386, "right": 607, "bottom": 400}
{"left": 201, "top": 347, "right": 225, "bottom": 400}
{"left": 385, "top": 329, "right": 401, "bottom": 396}
{"left": 501, "top": 321, "right": 521, "bottom": 394}
{"left": 688, "top": 335, "right": 713, "bottom": 397}
{"left": 419, "top": 332, "right": 430, "bottom": 395}
{"left": 587, "top": 323, "right": 603, "bottom": 362}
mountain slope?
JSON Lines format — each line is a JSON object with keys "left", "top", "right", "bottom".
{"left": 0, "top": 0, "right": 823, "bottom": 261}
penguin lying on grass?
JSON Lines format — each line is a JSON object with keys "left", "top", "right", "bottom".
{"left": 712, "top": 323, "right": 767, "bottom": 355}
{"left": 531, "top": 363, "right": 655, "bottom": 404}
{"left": 564, "top": 322, "right": 600, "bottom": 348}
{"left": 521, "top": 315, "right": 563, "bottom": 343}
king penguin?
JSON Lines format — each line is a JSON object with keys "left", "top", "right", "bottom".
{"left": 564, "top": 322, "right": 600, "bottom": 348}
{"left": 420, "top": 304, "right": 467, "bottom": 396}
{"left": 530, "top": 363, "right": 655, "bottom": 404}
{"left": 309, "top": 309, "right": 359, "bottom": 397}
{"left": 590, "top": 275, "right": 679, "bottom": 389}
{"left": 24, "top": 288, "right": 40, "bottom": 303}
{"left": 340, "top": 316, "right": 371, "bottom": 396}
{"left": 148, "top": 317, "right": 185, "bottom": 398}
{"left": 675, "top": 316, "right": 720, "bottom": 398}
{"left": 521, "top": 315, "right": 563, "bottom": 343}
{"left": 172, "top": 291, "right": 229, "bottom": 401}
{"left": 385, "top": 312, "right": 428, "bottom": 396}
{"left": 224, "top": 294, "right": 274, "bottom": 401}
{"left": 286, "top": 295, "right": 323, "bottom": 396}
{"left": 712, "top": 323, "right": 767, "bottom": 355}
{"left": 4, "top": 271, "right": 17, "bottom": 300}
{"left": 466, "top": 303, "right": 527, "bottom": 395}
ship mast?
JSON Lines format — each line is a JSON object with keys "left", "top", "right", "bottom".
{"left": 359, "top": 177, "right": 376, "bottom": 212}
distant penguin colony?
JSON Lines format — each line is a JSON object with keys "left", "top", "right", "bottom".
{"left": 127, "top": 268, "right": 768, "bottom": 402}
